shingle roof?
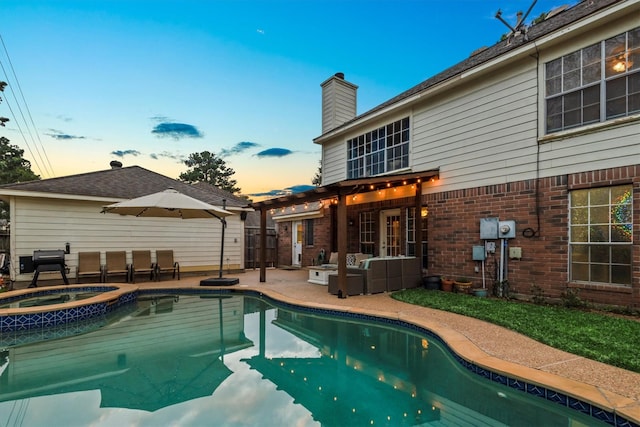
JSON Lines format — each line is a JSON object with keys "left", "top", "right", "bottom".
{"left": 314, "top": 0, "right": 622, "bottom": 140}
{"left": 0, "top": 165, "right": 250, "bottom": 209}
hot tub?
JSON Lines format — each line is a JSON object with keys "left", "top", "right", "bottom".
{"left": 0, "top": 284, "right": 138, "bottom": 333}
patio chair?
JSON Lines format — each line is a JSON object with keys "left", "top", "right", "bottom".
{"left": 104, "top": 251, "right": 130, "bottom": 283}
{"left": 130, "top": 250, "right": 155, "bottom": 283}
{"left": 76, "top": 251, "right": 103, "bottom": 283}
{"left": 155, "top": 250, "right": 180, "bottom": 281}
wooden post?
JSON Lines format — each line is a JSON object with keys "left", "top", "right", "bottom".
{"left": 259, "top": 207, "right": 267, "bottom": 282}
{"left": 337, "top": 192, "right": 348, "bottom": 298}
{"left": 414, "top": 181, "right": 423, "bottom": 276}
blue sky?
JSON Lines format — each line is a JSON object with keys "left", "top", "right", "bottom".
{"left": 1, "top": 0, "right": 575, "bottom": 200}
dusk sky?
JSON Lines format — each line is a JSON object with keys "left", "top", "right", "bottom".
{"left": 1, "top": 0, "right": 576, "bottom": 200}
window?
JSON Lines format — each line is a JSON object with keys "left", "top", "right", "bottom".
{"left": 359, "top": 211, "right": 375, "bottom": 254}
{"left": 347, "top": 117, "right": 410, "bottom": 179}
{"left": 304, "top": 219, "right": 314, "bottom": 246}
{"left": 407, "top": 207, "right": 428, "bottom": 268}
{"left": 569, "top": 185, "right": 632, "bottom": 285}
{"left": 545, "top": 26, "right": 640, "bottom": 133}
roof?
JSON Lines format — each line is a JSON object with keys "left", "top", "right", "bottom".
{"left": 0, "top": 165, "right": 251, "bottom": 209}
{"left": 314, "top": 0, "right": 622, "bottom": 142}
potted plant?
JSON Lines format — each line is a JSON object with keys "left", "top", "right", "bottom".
{"left": 454, "top": 277, "right": 473, "bottom": 294}
{"left": 472, "top": 287, "right": 488, "bottom": 297}
{"left": 422, "top": 275, "right": 441, "bottom": 290}
{"left": 441, "top": 276, "right": 454, "bottom": 292}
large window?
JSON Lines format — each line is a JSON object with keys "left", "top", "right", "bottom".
{"left": 305, "top": 219, "right": 314, "bottom": 246}
{"left": 569, "top": 185, "right": 632, "bottom": 286}
{"left": 406, "top": 207, "right": 428, "bottom": 268}
{"left": 359, "top": 211, "right": 375, "bottom": 255}
{"left": 545, "top": 26, "right": 639, "bottom": 133}
{"left": 347, "top": 117, "right": 410, "bottom": 179}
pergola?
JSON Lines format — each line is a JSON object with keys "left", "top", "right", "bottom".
{"left": 250, "top": 169, "right": 439, "bottom": 297}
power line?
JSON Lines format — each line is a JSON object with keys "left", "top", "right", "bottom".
{"left": 0, "top": 33, "right": 54, "bottom": 177}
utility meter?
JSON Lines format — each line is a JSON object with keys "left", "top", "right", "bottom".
{"left": 498, "top": 220, "right": 516, "bottom": 238}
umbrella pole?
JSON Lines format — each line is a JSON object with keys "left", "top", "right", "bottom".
{"left": 200, "top": 199, "right": 238, "bottom": 286}
{"left": 218, "top": 199, "right": 226, "bottom": 278}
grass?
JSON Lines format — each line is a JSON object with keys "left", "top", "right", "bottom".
{"left": 392, "top": 288, "right": 640, "bottom": 373}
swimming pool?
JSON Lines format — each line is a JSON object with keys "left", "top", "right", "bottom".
{"left": 0, "top": 290, "right": 625, "bottom": 426}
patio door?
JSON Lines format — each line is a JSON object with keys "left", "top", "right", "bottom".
{"left": 292, "top": 221, "right": 303, "bottom": 266}
{"left": 380, "top": 209, "right": 401, "bottom": 257}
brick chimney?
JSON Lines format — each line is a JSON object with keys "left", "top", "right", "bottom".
{"left": 320, "top": 72, "right": 358, "bottom": 134}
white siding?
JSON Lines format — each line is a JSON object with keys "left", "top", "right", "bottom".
{"left": 318, "top": 7, "right": 640, "bottom": 196}
{"left": 9, "top": 197, "right": 244, "bottom": 282}
{"left": 322, "top": 140, "right": 346, "bottom": 185}
{"left": 412, "top": 62, "right": 539, "bottom": 192}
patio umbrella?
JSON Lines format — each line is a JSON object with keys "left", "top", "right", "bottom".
{"left": 101, "top": 188, "right": 231, "bottom": 220}
{"left": 102, "top": 188, "right": 238, "bottom": 284}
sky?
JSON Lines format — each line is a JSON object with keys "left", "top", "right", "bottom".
{"left": 0, "top": 0, "right": 577, "bottom": 200}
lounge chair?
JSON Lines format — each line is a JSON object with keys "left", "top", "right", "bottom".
{"left": 155, "top": 250, "right": 180, "bottom": 281}
{"left": 130, "top": 250, "right": 155, "bottom": 283}
{"left": 104, "top": 251, "right": 130, "bottom": 283}
{"left": 76, "top": 251, "right": 103, "bottom": 283}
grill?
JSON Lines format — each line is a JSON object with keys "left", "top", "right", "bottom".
{"left": 29, "top": 249, "right": 69, "bottom": 287}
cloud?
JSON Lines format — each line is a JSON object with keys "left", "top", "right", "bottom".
{"left": 111, "top": 149, "right": 141, "bottom": 158}
{"left": 219, "top": 141, "right": 260, "bottom": 157}
{"left": 149, "top": 151, "right": 185, "bottom": 162}
{"left": 257, "top": 29, "right": 265, "bottom": 35}
{"left": 55, "top": 115, "right": 73, "bottom": 122}
{"left": 249, "top": 184, "right": 314, "bottom": 198}
{"left": 256, "top": 148, "right": 293, "bottom": 158}
{"left": 45, "top": 129, "right": 86, "bottom": 140}
{"left": 151, "top": 122, "right": 203, "bottom": 139}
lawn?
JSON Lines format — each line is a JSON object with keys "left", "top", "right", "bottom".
{"left": 392, "top": 288, "right": 640, "bottom": 373}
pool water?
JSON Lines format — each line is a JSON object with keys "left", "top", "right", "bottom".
{"left": 0, "top": 291, "right": 101, "bottom": 309}
{"left": 0, "top": 293, "right": 608, "bottom": 426}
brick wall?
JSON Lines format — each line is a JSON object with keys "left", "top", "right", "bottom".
{"left": 424, "top": 166, "right": 639, "bottom": 308}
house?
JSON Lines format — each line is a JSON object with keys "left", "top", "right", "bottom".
{"left": 0, "top": 163, "right": 252, "bottom": 285}
{"left": 252, "top": 0, "right": 640, "bottom": 308}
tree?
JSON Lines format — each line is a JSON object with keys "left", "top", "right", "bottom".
{"left": 179, "top": 151, "right": 241, "bottom": 194}
{"left": 0, "top": 136, "right": 40, "bottom": 220}
{"left": 312, "top": 160, "right": 322, "bottom": 186}
{"left": 0, "top": 81, "right": 40, "bottom": 220}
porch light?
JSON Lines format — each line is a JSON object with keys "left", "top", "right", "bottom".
{"left": 421, "top": 207, "right": 428, "bottom": 217}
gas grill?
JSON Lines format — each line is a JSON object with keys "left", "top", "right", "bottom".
{"left": 29, "top": 249, "right": 69, "bottom": 287}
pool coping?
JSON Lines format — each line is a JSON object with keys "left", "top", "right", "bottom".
{"left": 2, "top": 280, "right": 639, "bottom": 426}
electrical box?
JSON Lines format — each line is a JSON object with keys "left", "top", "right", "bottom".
{"left": 19, "top": 256, "right": 34, "bottom": 273}
{"left": 472, "top": 245, "right": 486, "bottom": 261}
{"left": 485, "top": 241, "right": 496, "bottom": 253}
{"left": 509, "top": 247, "right": 522, "bottom": 259}
{"left": 498, "top": 220, "right": 516, "bottom": 239}
{"left": 480, "top": 217, "right": 499, "bottom": 240}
